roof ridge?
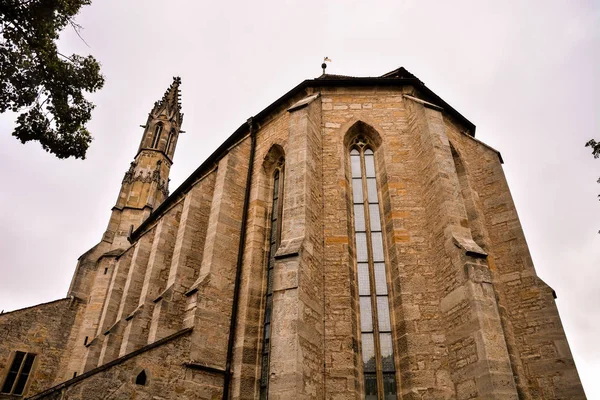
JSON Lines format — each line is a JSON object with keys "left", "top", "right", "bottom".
{"left": 317, "top": 73, "right": 363, "bottom": 80}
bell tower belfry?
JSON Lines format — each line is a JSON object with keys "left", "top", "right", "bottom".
{"left": 102, "top": 77, "right": 184, "bottom": 248}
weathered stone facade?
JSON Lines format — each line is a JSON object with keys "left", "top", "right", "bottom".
{"left": 0, "top": 68, "right": 585, "bottom": 399}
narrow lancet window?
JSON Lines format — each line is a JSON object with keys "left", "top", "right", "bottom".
{"left": 350, "top": 138, "right": 397, "bottom": 400}
{"left": 151, "top": 123, "right": 163, "bottom": 148}
{"left": 165, "top": 129, "right": 175, "bottom": 154}
{"left": 260, "top": 160, "right": 284, "bottom": 400}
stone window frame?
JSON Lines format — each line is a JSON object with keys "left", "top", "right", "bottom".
{"left": 151, "top": 123, "right": 163, "bottom": 149}
{"left": 165, "top": 128, "right": 176, "bottom": 155}
{"left": 1, "top": 350, "right": 37, "bottom": 396}
{"left": 259, "top": 149, "right": 285, "bottom": 400}
{"left": 345, "top": 121, "right": 399, "bottom": 400}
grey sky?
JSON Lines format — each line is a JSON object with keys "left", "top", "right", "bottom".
{"left": 0, "top": 0, "right": 598, "bottom": 396}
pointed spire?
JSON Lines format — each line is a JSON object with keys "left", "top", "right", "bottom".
{"left": 150, "top": 77, "right": 183, "bottom": 126}
{"left": 161, "top": 76, "right": 182, "bottom": 112}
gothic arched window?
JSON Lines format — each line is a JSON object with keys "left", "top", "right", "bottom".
{"left": 165, "top": 129, "right": 175, "bottom": 155}
{"left": 350, "top": 137, "right": 397, "bottom": 399}
{"left": 151, "top": 123, "right": 163, "bottom": 149}
{"left": 259, "top": 158, "right": 284, "bottom": 400}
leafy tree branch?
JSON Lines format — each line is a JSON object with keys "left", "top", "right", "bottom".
{"left": 585, "top": 139, "right": 600, "bottom": 202}
{"left": 0, "top": 0, "right": 104, "bottom": 159}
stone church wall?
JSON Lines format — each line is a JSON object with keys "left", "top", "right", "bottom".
{"left": 0, "top": 75, "right": 585, "bottom": 399}
{"left": 0, "top": 298, "right": 82, "bottom": 398}
{"left": 29, "top": 331, "right": 223, "bottom": 400}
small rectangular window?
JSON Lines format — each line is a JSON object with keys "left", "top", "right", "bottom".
{"left": 379, "top": 333, "right": 396, "bottom": 372}
{"left": 364, "top": 373, "right": 378, "bottom": 399}
{"left": 369, "top": 204, "right": 381, "bottom": 231}
{"left": 366, "top": 178, "right": 378, "bottom": 202}
{"left": 357, "top": 263, "right": 370, "bottom": 296}
{"left": 359, "top": 297, "right": 374, "bottom": 332}
{"left": 12, "top": 353, "right": 34, "bottom": 395}
{"left": 383, "top": 373, "right": 398, "bottom": 399}
{"left": 351, "top": 154, "right": 362, "bottom": 178}
{"left": 370, "top": 232, "right": 385, "bottom": 261}
{"left": 373, "top": 263, "right": 388, "bottom": 295}
{"left": 377, "top": 298, "right": 392, "bottom": 331}
{"left": 1, "top": 351, "right": 36, "bottom": 395}
{"left": 354, "top": 205, "right": 366, "bottom": 231}
{"left": 352, "top": 178, "right": 364, "bottom": 203}
{"left": 364, "top": 155, "right": 376, "bottom": 178}
{"left": 361, "top": 333, "right": 376, "bottom": 372}
{"left": 355, "top": 233, "right": 369, "bottom": 262}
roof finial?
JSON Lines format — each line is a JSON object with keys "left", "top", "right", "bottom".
{"left": 322, "top": 57, "right": 331, "bottom": 75}
{"left": 161, "top": 76, "right": 181, "bottom": 111}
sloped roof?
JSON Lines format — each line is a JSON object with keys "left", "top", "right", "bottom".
{"left": 316, "top": 73, "right": 361, "bottom": 80}
{"left": 379, "top": 66, "right": 420, "bottom": 79}
{"left": 130, "top": 67, "right": 476, "bottom": 240}
{"left": 318, "top": 66, "right": 419, "bottom": 81}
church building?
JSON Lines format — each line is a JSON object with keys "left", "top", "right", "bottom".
{"left": 0, "top": 67, "right": 585, "bottom": 399}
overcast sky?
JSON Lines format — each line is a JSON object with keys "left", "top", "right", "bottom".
{"left": 0, "top": 0, "right": 598, "bottom": 396}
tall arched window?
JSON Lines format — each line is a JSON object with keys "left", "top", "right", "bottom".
{"left": 350, "top": 137, "right": 397, "bottom": 400}
{"left": 260, "top": 158, "right": 284, "bottom": 400}
{"left": 165, "top": 129, "right": 175, "bottom": 155}
{"left": 151, "top": 123, "right": 163, "bottom": 148}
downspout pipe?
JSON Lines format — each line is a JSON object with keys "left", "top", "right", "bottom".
{"left": 223, "top": 117, "right": 256, "bottom": 400}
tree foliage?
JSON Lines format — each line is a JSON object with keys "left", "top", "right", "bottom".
{"left": 585, "top": 139, "right": 600, "bottom": 201}
{"left": 0, "top": 0, "right": 104, "bottom": 159}
{"left": 586, "top": 139, "right": 600, "bottom": 159}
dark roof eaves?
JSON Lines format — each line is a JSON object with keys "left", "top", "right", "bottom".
{"left": 413, "top": 81, "right": 477, "bottom": 136}
{"left": 131, "top": 76, "right": 476, "bottom": 240}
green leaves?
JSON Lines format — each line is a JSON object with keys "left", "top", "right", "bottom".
{"left": 585, "top": 139, "right": 600, "bottom": 202}
{"left": 585, "top": 139, "right": 600, "bottom": 159}
{"left": 0, "top": 0, "right": 103, "bottom": 159}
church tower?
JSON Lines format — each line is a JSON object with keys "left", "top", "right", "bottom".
{"left": 103, "top": 77, "right": 184, "bottom": 248}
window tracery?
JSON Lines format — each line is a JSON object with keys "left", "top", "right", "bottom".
{"left": 350, "top": 136, "right": 397, "bottom": 399}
